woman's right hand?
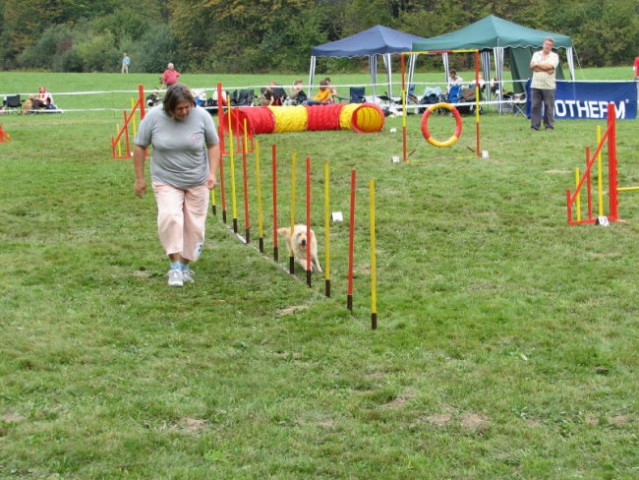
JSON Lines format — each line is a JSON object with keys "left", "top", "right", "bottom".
{"left": 135, "top": 178, "right": 147, "bottom": 197}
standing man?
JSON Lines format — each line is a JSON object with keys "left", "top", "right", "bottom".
{"left": 530, "top": 37, "right": 559, "bottom": 131}
{"left": 121, "top": 52, "right": 130, "bottom": 74}
{"left": 162, "top": 63, "right": 180, "bottom": 88}
{"left": 633, "top": 55, "right": 639, "bottom": 80}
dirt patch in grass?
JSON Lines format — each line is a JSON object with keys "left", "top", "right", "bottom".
{"left": 460, "top": 413, "right": 490, "bottom": 431}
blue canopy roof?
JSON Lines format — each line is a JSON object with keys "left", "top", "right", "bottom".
{"left": 311, "top": 25, "right": 427, "bottom": 57}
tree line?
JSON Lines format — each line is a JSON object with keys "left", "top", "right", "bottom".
{"left": 0, "top": 0, "right": 637, "bottom": 74}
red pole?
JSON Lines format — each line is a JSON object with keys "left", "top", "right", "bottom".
{"left": 347, "top": 169, "right": 356, "bottom": 312}
{"left": 306, "top": 156, "right": 312, "bottom": 287}
{"left": 138, "top": 84, "right": 146, "bottom": 120}
{"left": 217, "top": 83, "right": 226, "bottom": 155}
{"left": 272, "top": 144, "right": 279, "bottom": 262}
{"left": 586, "top": 147, "right": 592, "bottom": 220}
{"left": 607, "top": 103, "right": 618, "bottom": 221}
{"left": 123, "top": 111, "right": 131, "bottom": 157}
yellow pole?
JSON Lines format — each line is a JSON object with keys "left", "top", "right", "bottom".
{"left": 116, "top": 124, "right": 122, "bottom": 157}
{"left": 575, "top": 167, "right": 581, "bottom": 222}
{"left": 369, "top": 178, "right": 377, "bottom": 329}
{"left": 243, "top": 118, "right": 249, "bottom": 155}
{"left": 210, "top": 188, "right": 216, "bottom": 213}
{"left": 324, "top": 160, "right": 331, "bottom": 296}
{"left": 255, "top": 139, "right": 264, "bottom": 242}
{"left": 596, "top": 125, "right": 604, "bottom": 217}
{"left": 290, "top": 151, "right": 297, "bottom": 233}
{"left": 287, "top": 151, "right": 297, "bottom": 273}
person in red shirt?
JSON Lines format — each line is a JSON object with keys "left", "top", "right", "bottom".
{"left": 161, "top": 63, "right": 180, "bottom": 88}
{"left": 633, "top": 56, "right": 639, "bottom": 80}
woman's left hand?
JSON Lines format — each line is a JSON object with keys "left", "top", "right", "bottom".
{"left": 206, "top": 173, "right": 217, "bottom": 189}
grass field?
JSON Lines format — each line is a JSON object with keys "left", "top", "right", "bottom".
{"left": 1, "top": 69, "right": 638, "bottom": 479}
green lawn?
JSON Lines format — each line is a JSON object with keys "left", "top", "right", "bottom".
{"left": 0, "top": 69, "right": 638, "bottom": 479}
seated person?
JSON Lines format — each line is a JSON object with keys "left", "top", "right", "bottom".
{"left": 192, "top": 88, "right": 207, "bottom": 107}
{"left": 447, "top": 69, "right": 464, "bottom": 92}
{"left": 37, "top": 85, "right": 52, "bottom": 103}
{"left": 259, "top": 81, "right": 285, "bottom": 106}
{"left": 304, "top": 79, "right": 333, "bottom": 105}
{"left": 468, "top": 72, "right": 486, "bottom": 91}
{"left": 288, "top": 80, "right": 307, "bottom": 105}
{"left": 35, "top": 85, "right": 58, "bottom": 109}
{"left": 324, "top": 77, "right": 339, "bottom": 101}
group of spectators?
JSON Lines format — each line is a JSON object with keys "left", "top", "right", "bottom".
{"left": 1, "top": 85, "right": 60, "bottom": 114}
{"left": 257, "top": 77, "right": 340, "bottom": 107}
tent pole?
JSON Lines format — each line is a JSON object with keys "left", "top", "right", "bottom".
{"left": 386, "top": 53, "right": 393, "bottom": 100}
{"left": 371, "top": 55, "right": 377, "bottom": 98}
{"left": 308, "top": 56, "right": 316, "bottom": 95}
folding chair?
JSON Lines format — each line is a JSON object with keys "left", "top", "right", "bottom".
{"left": 349, "top": 87, "right": 366, "bottom": 103}
{"left": 513, "top": 92, "right": 527, "bottom": 117}
{"left": 5, "top": 95, "right": 21, "bottom": 110}
{"left": 237, "top": 89, "right": 255, "bottom": 106}
{"left": 447, "top": 84, "right": 462, "bottom": 104}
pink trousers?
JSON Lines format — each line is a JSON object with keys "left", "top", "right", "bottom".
{"left": 152, "top": 182, "right": 209, "bottom": 261}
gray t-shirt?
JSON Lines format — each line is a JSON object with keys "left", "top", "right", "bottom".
{"left": 134, "top": 105, "right": 219, "bottom": 189}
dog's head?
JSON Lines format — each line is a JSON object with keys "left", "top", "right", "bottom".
{"left": 292, "top": 228, "right": 310, "bottom": 249}
{"left": 277, "top": 226, "right": 313, "bottom": 251}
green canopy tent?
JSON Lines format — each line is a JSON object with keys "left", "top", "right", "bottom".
{"left": 410, "top": 15, "right": 574, "bottom": 104}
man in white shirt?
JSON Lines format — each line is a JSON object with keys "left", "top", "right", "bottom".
{"left": 530, "top": 37, "right": 559, "bottom": 130}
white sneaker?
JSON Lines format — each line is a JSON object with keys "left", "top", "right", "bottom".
{"left": 182, "top": 268, "right": 194, "bottom": 283}
{"left": 168, "top": 268, "right": 183, "bottom": 287}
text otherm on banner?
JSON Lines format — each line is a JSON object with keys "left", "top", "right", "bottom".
{"left": 526, "top": 80, "right": 638, "bottom": 120}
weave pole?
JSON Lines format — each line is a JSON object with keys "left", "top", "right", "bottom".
{"left": 272, "top": 144, "right": 279, "bottom": 262}
{"left": 347, "top": 169, "right": 356, "bottom": 312}
{"left": 306, "top": 156, "right": 312, "bottom": 287}
{"left": 241, "top": 119, "right": 251, "bottom": 243}
{"left": 227, "top": 103, "right": 239, "bottom": 234}
{"left": 255, "top": 140, "right": 265, "bottom": 253}
{"left": 369, "top": 178, "right": 377, "bottom": 330}
{"left": 216, "top": 83, "right": 226, "bottom": 155}
{"left": 216, "top": 84, "right": 228, "bottom": 223}
{"left": 324, "top": 161, "right": 331, "bottom": 298}
{"left": 289, "top": 152, "right": 297, "bottom": 274}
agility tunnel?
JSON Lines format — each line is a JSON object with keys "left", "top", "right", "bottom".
{"left": 221, "top": 103, "right": 385, "bottom": 136}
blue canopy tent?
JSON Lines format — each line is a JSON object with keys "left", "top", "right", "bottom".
{"left": 309, "top": 25, "right": 428, "bottom": 98}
